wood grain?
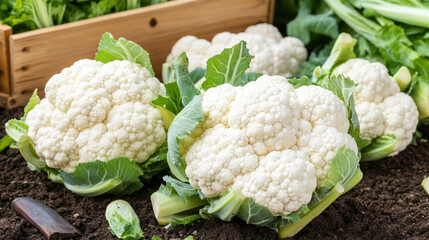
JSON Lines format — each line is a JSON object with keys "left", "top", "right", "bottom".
{"left": 0, "top": 25, "right": 11, "bottom": 94}
{"left": 2, "top": 0, "right": 273, "bottom": 107}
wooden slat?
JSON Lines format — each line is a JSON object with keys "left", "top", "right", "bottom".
{"left": 0, "top": 24, "right": 11, "bottom": 94}
{"left": 0, "top": 90, "right": 38, "bottom": 109}
{"left": 268, "top": 0, "right": 276, "bottom": 24}
{"left": 8, "top": 0, "right": 271, "bottom": 97}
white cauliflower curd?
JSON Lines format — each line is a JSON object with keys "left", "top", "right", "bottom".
{"left": 26, "top": 59, "right": 167, "bottom": 172}
{"left": 335, "top": 58, "right": 419, "bottom": 155}
{"left": 166, "top": 23, "right": 307, "bottom": 77}
{"left": 182, "top": 75, "right": 358, "bottom": 215}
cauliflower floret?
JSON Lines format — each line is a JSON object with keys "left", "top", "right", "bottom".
{"left": 380, "top": 92, "right": 419, "bottom": 155}
{"left": 228, "top": 76, "right": 301, "bottom": 155}
{"left": 335, "top": 59, "right": 400, "bottom": 103}
{"left": 298, "top": 126, "right": 358, "bottom": 185}
{"left": 185, "top": 125, "right": 258, "bottom": 198}
{"left": 355, "top": 102, "right": 384, "bottom": 140}
{"left": 296, "top": 85, "right": 349, "bottom": 133}
{"left": 183, "top": 75, "right": 356, "bottom": 215}
{"left": 45, "top": 59, "right": 104, "bottom": 113}
{"left": 202, "top": 84, "right": 242, "bottom": 128}
{"left": 244, "top": 23, "right": 283, "bottom": 41}
{"left": 335, "top": 58, "right": 419, "bottom": 156}
{"left": 235, "top": 150, "right": 316, "bottom": 215}
{"left": 166, "top": 23, "right": 307, "bottom": 77}
{"left": 26, "top": 59, "right": 166, "bottom": 172}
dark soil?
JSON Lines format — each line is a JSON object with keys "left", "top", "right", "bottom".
{"left": 1, "top": 107, "right": 428, "bottom": 240}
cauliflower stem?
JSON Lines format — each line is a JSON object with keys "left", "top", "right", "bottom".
{"left": 361, "top": 134, "right": 398, "bottom": 161}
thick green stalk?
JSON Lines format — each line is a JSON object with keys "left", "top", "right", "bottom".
{"left": 409, "top": 78, "right": 429, "bottom": 120}
{"left": 154, "top": 105, "right": 175, "bottom": 130}
{"left": 206, "top": 188, "right": 246, "bottom": 221}
{"left": 127, "top": 0, "right": 141, "bottom": 9}
{"left": 151, "top": 191, "right": 207, "bottom": 225}
{"left": 320, "top": 33, "right": 357, "bottom": 73}
{"left": 0, "top": 135, "right": 14, "bottom": 152}
{"left": 350, "top": 0, "right": 429, "bottom": 28}
{"left": 30, "top": 0, "right": 54, "bottom": 28}
{"left": 393, "top": 66, "right": 412, "bottom": 91}
{"left": 324, "top": 0, "right": 380, "bottom": 40}
{"left": 18, "top": 135, "right": 47, "bottom": 169}
{"left": 361, "top": 134, "right": 398, "bottom": 161}
{"left": 278, "top": 169, "right": 363, "bottom": 239}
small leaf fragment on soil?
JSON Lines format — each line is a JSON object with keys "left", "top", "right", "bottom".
{"left": 423, "top": 177, "right": 429, "bottom": 195}
{"left": 12, "top": 197, "right": 81, "bottom": 239}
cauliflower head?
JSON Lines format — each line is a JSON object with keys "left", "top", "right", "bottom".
{"left": 26, "top": 59, "right": 167, "bottom": 172}
{"left": 166, "top": 23, "right": 307, "bottom": 77}
{"left": 335, "top": 58, "right": 419, "bottom": 155}
{"left": 182, "top": 76, "right": 358, "bottom": 215}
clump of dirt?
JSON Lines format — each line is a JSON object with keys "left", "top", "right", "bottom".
{"left": 1, "top": 107, "right": 428, "bottom": 239}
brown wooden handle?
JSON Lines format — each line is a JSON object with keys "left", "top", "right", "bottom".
{"left": 12, "top": 197, "right": 82, "bottom": 239}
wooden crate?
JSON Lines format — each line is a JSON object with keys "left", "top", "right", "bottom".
{"left": 0, "top": 0, "right": 274, "bottom": 108}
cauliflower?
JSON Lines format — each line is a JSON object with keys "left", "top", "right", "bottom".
{"left": 25, "top": 59, "right": 166, "bottom": 172}
{"left": 166, "top": 23, "right": 307, "bottom": 77}
{"left": 182, "top": 76, "right": 357, "bottom": 215}
{"left": 335, "top": 58, "right": 419, "bottom": 156}
{"left": 151, "top": 42, "right": 362, "bottom": 238}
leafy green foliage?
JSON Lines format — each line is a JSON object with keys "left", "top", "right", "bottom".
{"left": 153, "top": 53, "right": 200, "bottom": 115}
{"left": 320, "top": 33, "right": 357, "bottom": 73}
{"left": 288, "top": 76, "right": 311, "bottom": 89}
{"left": 140, "top": 141, "right": 169, "bottom": 182}
{"left": 408, "top": 74, "right": 429, "bottom": 120}
{"left": 22, "top": 89, "right": 41, "bottom": 121}
{"left": 297, "top": 41, "right": 334, "bottom": 77}
{"left": 326, "top": 0, "right": 429, "bottom": 121}
{"left": 234, "top": 72, "right": 263, "bottom": 86}
{"left": 202, "top": 188, "right": 246, "bottom": 221}
{"left": 105, "top": 200, "right": 144, "bottom": 240}
{"left": 151, "top": 177, "right": 207, "bottom": 226}
{"left": 5, "top": 119, "right": 29, "bottom": 143}
{"left": 152, "top": 82, "right": 183, "bottom": 115}
{"left": 2, "top": 0, "right": 170, "bottom": 33}
{"left": 95, "top": 32, "right": 154, "bottom": 76}
{"left": 348, "top": 0, "right": 429, "bottom": 28}
{"left": 167, "top": 215, "right": 200, "bottom": 228}
{"left": 166, "top": 96, "right": 203, "bottom": 182}
{"left": 202, "top": 41, "right": 254, "bottom": 90}
{"left": 60, "top": 157, "right": 144, "bottom": 197}
{"left": 287, "top": 0, "right": 339, "bottom": 45}
{"left": 235, "top": 198, "right": 283, "bottom": 230}
{"left": 171, "top": 53, "right": 200, "bottom": 106}
{"left": 162, "top": 176, "right": 204, "bottom": 202}
{"left": 16, "top": 134, "right": 48, "bottom": 170}
{"left": 0, "top": 136, "right": 14, "bottom": 153}
{"left": 361, "top": 134, "right": 398, "bottom": 161}
{"left": 354, "top": 35, "right": 386, "bottom": 64}
{"left": 3, "top": 89, "right": 40, "bottom": 152}
{"left": 189, "top": 68, "right": 206, "bottom": 84}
